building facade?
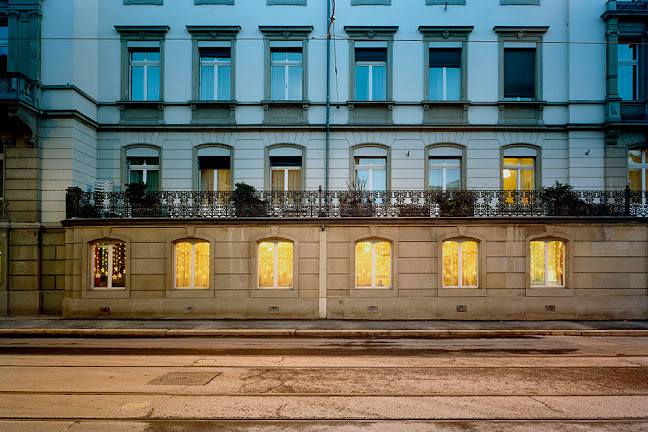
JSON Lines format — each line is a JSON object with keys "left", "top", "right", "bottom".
{"left": 1, "top": 0, "right": 647, "bottom": 319}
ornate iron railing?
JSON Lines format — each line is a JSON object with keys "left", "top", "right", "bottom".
{"left": 65, "top": 187, "right": 648, "bottom": 219}
{"left": 616, "top": 0, "right": 648, "bottom": 11}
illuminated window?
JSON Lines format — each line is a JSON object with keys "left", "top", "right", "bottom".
{"left": 530, "top": 240, "right": 564, "bottom": 287}
{"left": 503, "top": 157, "right": 534, "bottom": 191}
{"left": 175, "top": 241, "right": 210, "bottom": 289}
{"left": 443, "top": 240, "right": 478, "bottom": 288}
{"left": 355, "top": 240, "right": 391, "bottom": 288}
{"left": 199, "top": 156, "right": 231, "bottom": 193}
{"left": 258, "top": 240, "right": 293, "bottom": 288}
{"left": 92, "top": 241, "right": 126, "bottom": 289}
{"left": 270, "top": 156, "right": 302, "bottom": 191}
{"left": 629, "top": 148, "right": 648, "bottom": 200}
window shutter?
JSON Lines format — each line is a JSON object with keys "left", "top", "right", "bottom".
{"left": 504, "top": 48, "right": 535, "bottom": 98}
{"left": 429, "top": 48, "right": 461, "bottom": 67}
{"left": 199, "top": 47, "right": 231, "bottom": 59}
{"left": 198, "top": 156, "right": 230, "bottom": 170}
{"left": 355, "top": 47, "right": 387, "bottom": 62}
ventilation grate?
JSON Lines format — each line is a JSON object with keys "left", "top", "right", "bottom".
{"left": 147, "top": 372, "right": 220, "bottom": 386}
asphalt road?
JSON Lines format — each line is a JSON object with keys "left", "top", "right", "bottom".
{"left": 1, "top": 336, "right": 647, "bottom": 431}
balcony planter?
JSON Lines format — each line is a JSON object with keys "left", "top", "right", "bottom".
{"left": 232, "top": 183, "right": 269, "bottom": 217}
{"left": 434, "top": 191, "right": 475, "bottom": 217}
{"left": 125, "top": 183, "right": 165, "bottom": 217}
{"left": 397, "top": 204, "right": 431, "bottom": 217}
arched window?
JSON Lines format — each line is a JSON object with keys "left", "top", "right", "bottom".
{"left": 174, "top": 240, "right": 210, "bottom": 289}
{"left": 443, "top": 239, "right": 478, "bottom": 288}
{"left": 530, "top": 239, "right": 565, "bottom": 287}
{"left": 124, "top": 146, "right": 160, "bottom": 191}
{"left": 629, "top": 147, "right": 648, "bottom": 195}
{"left": 267, "top": 146, "right": 304, "bottom": 192}
{"left": 258, "top": 240, "right": 293, "bottom": 288}
{"left": 92, "top": 241, "right": 126, "bottom": 289}
{"left": 355, "top": 239, "right": 391, "bottom": 288}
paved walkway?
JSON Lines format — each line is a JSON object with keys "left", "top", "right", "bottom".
{"left": 1, "top": 317, "right": 647, "bottom": 337}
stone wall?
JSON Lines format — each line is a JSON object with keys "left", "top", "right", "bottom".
{"left": 62, "top": 219, "right": 648, "bottom": 320}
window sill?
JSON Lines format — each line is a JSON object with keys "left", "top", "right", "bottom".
{"left": 166, "top": 289, "right": 214, "bottom": 298}
{"left": 251, "top": 288, "right": 299, "bottom": 298}
{"left": 347, "top": 101, "right": 395, "bottom": 125}
{"left": 498, "top": 100, "right": 545, "bottom": 125}
{"left": 526, "top": 287, "right": 573, "bottom": 297}
{"left": 438, "top": 287, "right": 485, "bottom": 297}
{"left": 350, "top": 288, "right": 397, "bottom": 298}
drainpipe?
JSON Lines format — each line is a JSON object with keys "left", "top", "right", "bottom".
{"left": 325, "top": 0, "right": 331, "bottom": 195}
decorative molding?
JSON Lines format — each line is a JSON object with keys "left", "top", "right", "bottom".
{"left": 258, "top": 25, "right": 313, "bottom": 39}
{"left": 114, "top": 25, "right": 170, "bottom": 40}
{"left": 419, "top": 26, "right": 473, "bottom": 40}
{"left": 185, "top": 25, "right": 241, "bottom": 39}
{"left": 344, "top": 26, "right": 398, "bottom": 40}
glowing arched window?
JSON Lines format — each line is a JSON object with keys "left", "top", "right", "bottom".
{"left": 356, "top": 240, "right": 391, "bottom": 288}
{"left": 92, "top": 241, "right": 126, "bottom": 289}
{"left": 530, "top": 240, "right": 564, "bottom": 287}
{"left": 175, "top": 241, "right": 210, "bottom": 289}
{"left": 258, "top": 240, "right": 293, "bottom": 288}
{"left": 443, "top": 240, "right": 478, "bottom": 288}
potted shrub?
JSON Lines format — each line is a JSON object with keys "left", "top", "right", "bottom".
{"left": 541, "top": 182, "right": 587, "bottom": 216}
{"left": 339, "top": 180, "right": 373, "bottom": 217}
{"left": 231, "top": 182, "right": 269, "bottom": 217}
{"left": 433, "top": 190, "right": 475, "bottom": 217}
{"left": 125, "top": 182, "right": 163, "bottom": 217}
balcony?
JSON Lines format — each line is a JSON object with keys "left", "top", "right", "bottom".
{"left": 0, "top": 72, "right": 40, "bottom": 109}
{"left": 621, "top": 101, "right": 647, "bottom": 120}
{"left": 614, "top": 0, "right": 648, "bottom": 10}
{"left": 65, "top": 187, "right": 645, "bottom": 220}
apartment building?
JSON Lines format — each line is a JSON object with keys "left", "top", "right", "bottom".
{"left": 0, "top": 0, "right": 647, "bottom": 319}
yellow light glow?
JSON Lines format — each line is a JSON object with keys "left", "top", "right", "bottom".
{"left": 195, "top": 242, "right": 210, "bottom": 288}
{"left": 258, "top": 241, "right": 293, "bottom": 288}
{"left": 356, "top": 242, "right": 372, "bottom": 287}
{"left": 443, "top": 241, "right": 459, "bottom": 287}
{"left": 374, "top": 241, "right": 391, "bottom": 288}
{"left": 462, "top": 241, "right": 478, "bottom": 287}
{"left": 277, "top": 242, "right": 293, "bottom": 288}
{"left": 258, "top": 242, "right": 275, "bottom": 288}
{"left": 503, "top": 169, "right": 511, "bottom": 178}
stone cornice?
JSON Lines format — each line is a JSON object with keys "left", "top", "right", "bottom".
{"left": 258, "top": 26, "right": 313, "bottom": 40}
{"left": 185, "top": 25, "right": 241, "bottom": 40}
{"left": 418, "top": 26, "right": 474, "bottom": 40}
{"left": 114, "top": 25, "right": 170, "bottom": 40}
{"left": 344, "top": 26, "right": 399, "bottom": 40}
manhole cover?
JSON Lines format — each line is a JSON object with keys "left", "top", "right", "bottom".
{"left": 147, "top": 372, "right": 220, "bottom": 386}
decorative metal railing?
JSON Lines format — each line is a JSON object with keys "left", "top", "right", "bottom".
{"left": 615, "top": 0, "right": 648, "bottom": 11}
{"left": 0, "top": 72, "right": 40, "bottom": 108}
{"left": 65, "top": 186, "right": 648, "bottom": 219}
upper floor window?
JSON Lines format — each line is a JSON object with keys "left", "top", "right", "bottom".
{"left": 355, "top": 48, "right": 386, "bottom": 101}
{"left": 355, "top": 157, "right": 386, "bottom": 191}
{"left": 200, "top": 47, "right": 231, "bottom": 100}
{"left": 530, "top": 240, "right": 564, "bottom": 287}
{"left": 443, "top": 239, "right": 478, "bottom": 288}
{"left": 175, "top": 240, "right": 210, "bottom": 289}
{"left": 258, "top": 240, "right": 293, "bottom": 289}
{"left": 199, "top": 156, "right": 230, "bottom": 192}
{"left": 271, "top": 156, "right": 302, "bottom": 191}
{"left": 629, "top": 148, "right": 648, "bottom": 194}
{"left": 504, "top": 48, "right": 535, "bottom": 101}
{"left": 356, "top": 240, "right": 391, "bottom": 289}
{"left": 429, "top": 158, "right": 461, "bottom": 190}
{"left": 271, "top": 48, "right": 303, "bottom": 100}
{"left": 619, "top": 43, "right": 639, "bottom": 101}
{"left": 92, "top": 241, "right": 126, "bottom": 289}
{"left": 503, "top": 157, "right": 534, "bottom": 191}
{"left": 429, "top": 49, "right": 461, "bottom": 101}
{"left": 130, "top": 49, "right": 160, "bottom": 101}
{"left": 128, "top": 157, "right": 159, "bottom": 191}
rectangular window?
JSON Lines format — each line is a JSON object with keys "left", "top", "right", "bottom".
{"left": 530, "top": 240, "right": 564, "bottom": 287}
{"left": 128, "top": 157, "right": 159, "bottom": 191}
{"left": 618, "top": 43, "right": 639, "bottom": 101}
{"left": 355, "top": 48, "right": 387, "bottom": 101}
{"left": 199, "top": 156, "right": 231, "bottom": 192}
{"left": 270, "top": 156, "right": 302, "bottom": 191}
{"left": 443, "top": 240, "right": 478, "bottom": 288}
{"left": 200, "top": 47, "right": 231, "bottom": 100}
{"left": 429, "top": 48, "right": 461, "bottom": 101}
{"left": 258, "top": 241, "right": 293, "bottom": 288}
{"left": 429, "top": 157, "right": 461, "bottom": 191}
{"left": 504, "top": 48, "right": 535, "bottom": 100}
{"left": 175, "top": 241, "right": 210, "bottom": 289}
{"left": 503, "top": 157, "right": 534, "bottom": 191}
{"left": 355, "top": 157, "right": 386, "bottom": 191}
{"left": 130, "top": 49, "right": 160, "bottom": 101}
{"left": 93, "top": 242, "right": 126, "bottom": 289}
{"left": 356, "top": 240, "right": 391, "bottom": 288}
{"left": 271, "top": 48, "right": 302, "bottom": 100}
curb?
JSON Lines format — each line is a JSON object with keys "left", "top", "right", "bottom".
{"left": 0, "top": 328, "right": 647, "bottom": 338}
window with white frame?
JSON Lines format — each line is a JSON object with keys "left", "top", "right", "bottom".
{"left": 355, "top": 47, "right": 387, "bottom": 101}
{"left": 270, "top": 156, "right": 302, "bottom": 191}
{"left": 503, "top": 48, "right": 535, "bottom": 101}
{"left": 174, "top": 241, "right": 210, "bottom": 289}
{"left": 503, "top": 157, "right": 534, "bottom": 191}
{"left": 92, "top": 241, "right": 126, "bottom": 289}
{"left": 271, "top": 48, "right": 302, "bottom": 100}
{"left": 530, "top": 240, "right": 564, "bottom": 287}
{"left": 258, "top": 240, "right": 293, "bottom": 288}
{"left": 199, "top": 156, "right": 231, "bottom": 192}
{"left": 619, "top": 43, "right": 639, "bottom": 101}
{"left": 429, "top": 48, "right": 461, "bottom": 101}
{"left": 355, "top": 157, "right": 386, "bottom": 191}
{"left": 129, "top": 49, "right": 160, "bottom": 101}
{"left": 443, "top": 239, "right": 478, "bottom": 288}
{"left": 355, "top": 240, "right": 391, "bottom": 288}
{"left": 200, "top": 47, "right": 231, "bottom": 100}
{"left": 629, "top": 148, "right": 648, "bottom": 202}
{"left": 429, "top": 157, "right": 461, "bottom": 191}
{"left": 128, "top": 156, "right": 159, "bottom": 191}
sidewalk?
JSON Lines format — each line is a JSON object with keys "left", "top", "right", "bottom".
{"left": 1, "top": 317, "right": 648, "bottom": 337}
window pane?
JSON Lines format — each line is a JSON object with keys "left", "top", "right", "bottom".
{"left": 272, "top": 169, "right": 285, "bottom": 191}
{"left": 131, "top": 66, "right": 144, "bottom": 101}
{"left": 201, "top": 169, "right": 215, "bottom": 192}
{"left": 147, "top": 66, "right": 160, "bottom": 101}
{"left": 217, "top": 66, "right": 231, "bottom": 100}
{"left": 287, "top": 65, "right": 302, "bottom": 100}
{"left": 271, "top": 51, "right": 287, "bottom": 62}
{"left": 462, "top": 241, "right": 478, "bottom": 287}
{"left": 271, "top": 66, "right": 285, "bottom": 99}
{"left": 503, "top": 169, "right": 517, "bottom": 191}
{"left": 146, "top": 170, "right": 159, "bottom": 191}
{"left": 530, "top": 240, "right": 545, "bottom": 286}
{"left": 429, "top": 169, "right": 443, "bottom": 190}
{"left": 287, "top": 51, "right": 302, "bottom": 62}
{"left": 356, "top": 242, "right": 372, "bottom": 287}
{"left": 503, "top": 158, "right": 518, "bottom": 166}
{"left": 355, "top": 48, "right": 386, "bottom": 62}
{"left": 446, "top": 67, "right": 461, "bottom": 100}
{"left": 372, "top": 168, "right": 386, "bottom": 191}
{"left": 356, "top": 168, "right": 369, "bottom": 187}
{"left": 443, "top": 241, "right": 459, "bottom": 287}
{"left": 112, "top": 242, "right": 126, "bottom": 288}
{"left": 547, "top": 241, "right": 563, "bottom": 286}
{"left": 355, "top": 65, "right": 369, "bottom": 101}
{"left": 446, "top": 168, "right": 461, "bottom": 190}
{"left": 618, "top": 43, "right": 636, "bottom": 62}
{"left": 217, "top": 169, "right": 231, "bottom": 193}
{"left": 147, "top": 51, "right": 160, "bottom": 62}
{"left": 372, "top": 65, "right": 386, "bottom": 101}
{"left": 277, "top": 242, "right": 293, "bottom": 288}
{"left": 429, "top": 67, "right": 444, "bottom": 100}
{"left": 93, "top": 244, "right": 110, "bottom": 288}
{"left": 374, "top": 241, "right": 391, "bottom": 288}
{"left": 130, "top": 169, "right": 144, "bottom": 184}
{"left": 629, "top": 149, "right": 642, "bottom": 164}
{"left": 201, "top": 66, "right": 215, "bottom": 100}
{"left": 131, "top": 51, "right": 146, "bottom": 62}
{"left": 194, "top": 242, "right": 210, "bottom": 288}
{"left": 520, "top": 169, "right": 534, "bottom": 190}
{"left": 288, "top": 169, "right": 301, "bottom": 191}
{"left": 504, "top": 48, "right": 535, "bottom": 99}
{"left": 175, "top": 242, "right": 192, "bottom": 288}
{"left": 618, "top": 64, "right": 636, "bottom": 100}
{"left": 258, "top": 242, "right": 275, "bottom": 288}
{"left": 519, "top": 158, "right": 534, "bottom": 166}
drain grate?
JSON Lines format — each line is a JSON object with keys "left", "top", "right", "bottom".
{"left": 147, "top": 372, "right": 220, "bottom": 386}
